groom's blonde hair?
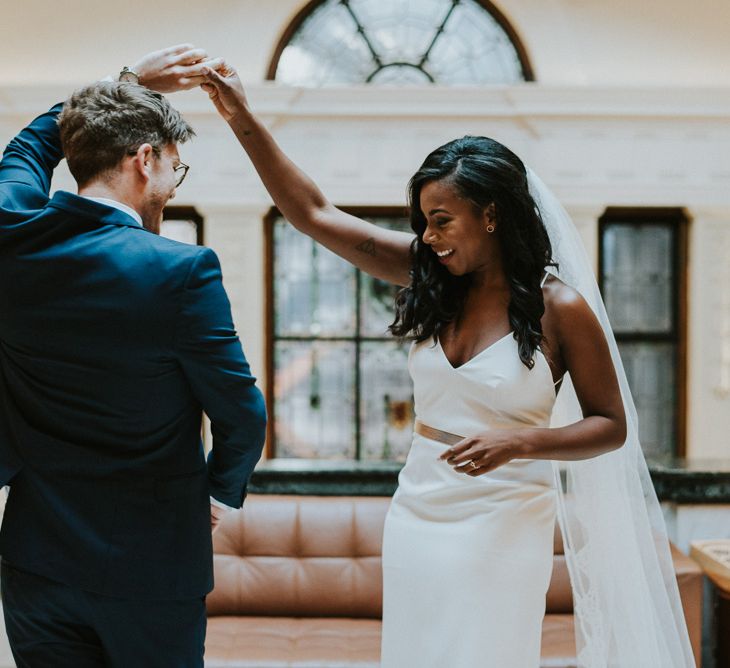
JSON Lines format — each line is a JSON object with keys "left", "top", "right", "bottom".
{"left": 58, "top": 81, "right": 194, "bottom": 187}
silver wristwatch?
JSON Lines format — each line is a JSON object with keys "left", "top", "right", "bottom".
{"left": 118, "top": 66, "right": 140, "bottom": 84}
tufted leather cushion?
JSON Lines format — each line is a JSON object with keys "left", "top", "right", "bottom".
{"left": 540, "top": 615, "right": 577, "bottom": 668}
{"left": 208, "top": 496, "right": 388, "bottom": 618}
{"left": 205, "top": 617, "right": 382, "bottom": 668}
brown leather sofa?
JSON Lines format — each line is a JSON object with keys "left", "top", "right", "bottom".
{"left": 205, "top": 495, "right": 703, "bottom": 668}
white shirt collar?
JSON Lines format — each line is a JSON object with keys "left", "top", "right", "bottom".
{"left": 81, "top": 196, "right": 143, "bottom": 227}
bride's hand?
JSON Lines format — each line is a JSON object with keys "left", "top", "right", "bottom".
{"left": 439, "top": 431, "right": 525, "bottom": 476}
{"left": 200, "top": 62, "right": 249, "bottom": 122}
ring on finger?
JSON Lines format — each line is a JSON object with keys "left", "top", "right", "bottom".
{"left": 469, "top": 461, "right": 478, "bottom": 470}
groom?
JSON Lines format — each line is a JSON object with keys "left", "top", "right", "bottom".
{"left": 0, "top": 46, "right": 266, "bottom": 667}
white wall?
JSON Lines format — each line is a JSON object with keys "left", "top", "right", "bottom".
{"left": 3, "top": 0, "right": 730, "bottom": 87}
{"left": 2, "top": 1, "right": 730, "bottom": 459}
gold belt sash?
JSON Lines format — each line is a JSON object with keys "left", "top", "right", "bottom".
{"left": 414, "top": 420, "right": 464, "bottom": 446}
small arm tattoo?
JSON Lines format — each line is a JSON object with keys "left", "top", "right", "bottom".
{"left": 355, "top": 237, "right": 377, "bottom": 257}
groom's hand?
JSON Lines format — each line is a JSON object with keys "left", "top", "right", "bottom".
{"left": 131, "top": 44, "right": 225, "bottom": 93}
{"left": 210, "top": 502, "right": 229, "bottom": 534}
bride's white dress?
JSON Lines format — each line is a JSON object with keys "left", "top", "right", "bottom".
{"left": 381, "top": 330, "right": 558, "bottom": 667}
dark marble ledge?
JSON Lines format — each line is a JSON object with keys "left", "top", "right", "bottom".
{"left": 249, "top": 460, "right": 402, "bottom": 497}
{"left": 248, "top": 458, "right": 730, "bottom": 503}
{"left": 648, "top": 457, "right": 730, "bottom": 503}
{"left": 648, "top": 457, "right": 730, "bottom": 474}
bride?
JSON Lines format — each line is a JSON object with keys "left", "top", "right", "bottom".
{"left": 200, "top": 65, "right": 696, "bottom": 667}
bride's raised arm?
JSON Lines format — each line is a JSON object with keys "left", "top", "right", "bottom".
{"left": 201, "top": 64, "right": 414, "bottom": 286}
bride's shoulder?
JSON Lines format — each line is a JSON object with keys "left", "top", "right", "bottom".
{"left": 542, "top": 273, "right": 580, "bottom": 305}
{"left": 542, "top": 274, "right": 603, "bottom": 340}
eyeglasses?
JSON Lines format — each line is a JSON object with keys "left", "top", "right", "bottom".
{"left": 126, "top": 147, "right": 189, "bottom": 188}
{"left": 173, "top": 161, "right": 189, "bottom": 188}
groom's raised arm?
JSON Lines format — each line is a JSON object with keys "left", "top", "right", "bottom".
{"left": 0, "top": 104, "right": 65, "bottom": 212}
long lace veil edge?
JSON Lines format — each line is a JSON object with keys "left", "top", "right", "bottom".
{"left": 528, "top": 169, "right": 696, "bottom": 668}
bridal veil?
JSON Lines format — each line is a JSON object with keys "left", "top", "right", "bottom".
{"left": 527, "top": 169, "right": 696, "bottom": 668}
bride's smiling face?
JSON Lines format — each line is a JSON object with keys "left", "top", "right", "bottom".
{"left": 419, "top": 178, "right": 497, "bottom": 276}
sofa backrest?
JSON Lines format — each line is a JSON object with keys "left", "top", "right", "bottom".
{"left": 208, "top": 494, "right": 575, "bottom": 618}
{"left": 208, "top": 495, "right": 389, "bottom": 618}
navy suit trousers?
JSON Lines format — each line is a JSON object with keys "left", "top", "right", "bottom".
{"left": 1, "top": 561, "right": 206, "bottom": 668}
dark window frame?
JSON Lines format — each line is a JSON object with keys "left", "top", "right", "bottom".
{"left": 597, "top": 207, "right": 689, "bottom": 457}
{"left": 162, "top": 206, "right": 204, "bottom": 246}
{"left": 266, "top": 0, "right": 535, "bottom": 83}
{"left": 265, "top": 205, "right": 410, "bottom": 459}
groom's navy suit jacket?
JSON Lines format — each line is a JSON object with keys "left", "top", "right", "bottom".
{"left": 0, "top": 105, "right": 267, "bottom": 600}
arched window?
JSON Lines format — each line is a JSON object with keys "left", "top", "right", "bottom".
{"left": 269, "top": 0, "right": 533, "bottom": 86}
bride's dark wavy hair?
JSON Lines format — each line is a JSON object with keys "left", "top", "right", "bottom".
{"left": 389, "top": 136, "right": 556, "bottom": 369}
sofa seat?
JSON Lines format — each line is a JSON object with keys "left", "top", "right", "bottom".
{"left": 539, "top": 615, "right": 577, "bottom": 668}
{"left": 206, "top": 614, "right": 580, "bottom": 668}
{"left": 205, "top": 617, "right": 382, "bottom": 668}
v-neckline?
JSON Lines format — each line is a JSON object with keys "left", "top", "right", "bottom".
{"left": 433, "top": 335, "right": 559, "bottom": 397}
{"left": 436, "top": 331, "right": 513, "bottom": 370}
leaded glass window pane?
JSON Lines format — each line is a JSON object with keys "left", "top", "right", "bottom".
{"left": 600, "top": 217, "right": 681, "bottom": 457}
{"left": 427, "top": 0, "right": 524, "bottom": 84}
{"left": 274, "top": 340, "right": 357, "bottom": 458}
{"left": 274, "top": 0, "right": 527, "bottom": 87}
{"left": 274, "top": 222, "right": 357, "bottom": 336}
{"left": 360, "top": 341, "right": 413, "bottom": 461}
{"left": 603, "top": 224, "right": 673, "bottom": 334}
{"left": 272, "top": 214, "right": 414, "bottom": 460}
{"left": 277, "top": 2, "right": 375, "bottom": 86}
{"left": 359, "top": 217, "right": 408, "bottom": 336}
{"left": 618, "top": 342, "right": 676, "bottom": 458}
{"left": 360, "top": 271, "right": 400, "bottom": 336}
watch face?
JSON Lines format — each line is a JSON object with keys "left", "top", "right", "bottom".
{"left": 119, "top": 69, "right": 139, "bottom": 84}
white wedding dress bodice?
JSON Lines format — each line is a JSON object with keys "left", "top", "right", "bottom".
{"left": 412, "top": 332, "right": 556, "bottom": 481}
{"left": 380, "top": 333, "right": 559, "bottom": 667}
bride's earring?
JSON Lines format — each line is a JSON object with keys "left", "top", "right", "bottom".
{"left": 485, "top": 203, "right": 496, "bottom": 233}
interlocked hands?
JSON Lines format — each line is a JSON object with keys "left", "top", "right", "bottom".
{"left": 130, "top": 44, "right": 226, "bottom": 93}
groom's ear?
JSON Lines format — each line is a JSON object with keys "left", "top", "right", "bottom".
{"left": 128, "top": 144, "right": 156, "bottom": 184}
